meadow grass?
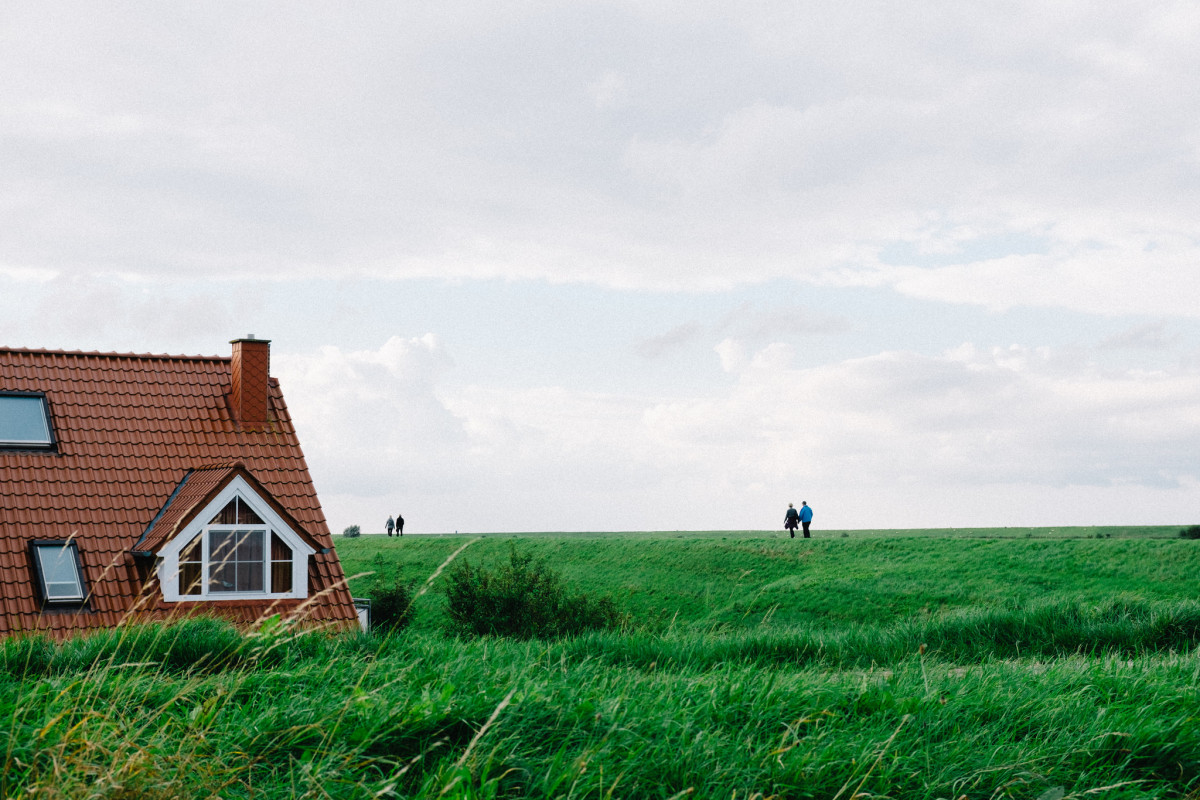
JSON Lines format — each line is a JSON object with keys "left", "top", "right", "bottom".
{"left": 338, "top": 529, "right": 1200, "bottom": 632}
{"left": 3, "top": 529, "right": 1200, "bottom": 798}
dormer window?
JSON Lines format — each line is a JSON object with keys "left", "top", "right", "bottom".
{"left": 0, "top": 393, "right": 54, "bottom": 449}
{"left": 158, "top": 484, "right": 311, "bottom": 603}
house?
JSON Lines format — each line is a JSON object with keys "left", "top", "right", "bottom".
{"left": 0, "top": 337, "right": 358, "bottom": 638}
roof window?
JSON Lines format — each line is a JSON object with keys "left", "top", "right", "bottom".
{"left": 31, "top": 541, "right": 86, "bottom": 604}
{"left": 0, "top": 393, "right": 55, "bottom": 449}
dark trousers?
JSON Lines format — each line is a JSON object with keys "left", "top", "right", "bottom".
{"left": 802, "top": 521, "right": 811, "bottom": 538}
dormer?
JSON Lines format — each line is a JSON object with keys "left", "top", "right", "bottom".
{"left": 137, "top": 464, "right": 317, "bottom": 603}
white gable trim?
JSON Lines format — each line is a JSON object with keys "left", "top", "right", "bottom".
{"left": 157, "top": 475, "right": 315, "bottom": 603}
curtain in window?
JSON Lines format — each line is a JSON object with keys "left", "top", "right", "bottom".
{"left": 178, "top": 535, "right": 202, "bottom": 596}
{"left": 270, "top": 532, "right": 292, "bottom": 593}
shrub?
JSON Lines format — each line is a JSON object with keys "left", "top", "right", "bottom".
{"left": 1180, "top": 526, "right": 1200, "bottom": 540}
{"left": 369, "top": 580, "right": 415, "bottom": 633}
{"left": 343, "top": 524, "right": 361, "bottom": 538}
{"left": 443, "top": 542, "right": 623, "bottom": 639}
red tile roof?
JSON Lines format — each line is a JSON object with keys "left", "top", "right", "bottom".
{"left": 134, "top": 462, "right": 324, "bottom": 556}
{"left": 0, "top": 345, "right": 357, "bottom": 637}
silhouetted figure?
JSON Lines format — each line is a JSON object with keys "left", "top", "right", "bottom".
{"left": 784, "top": 503, "right": 800, "bottom": 538}
{"left": 386, "top": 516, "right": 395, "bottom": 537}
{"left": 397, "top": 514, "right": 404, "bottom": 536}
{"left": 799, "top": 501, "right": 813, "bottom": 538}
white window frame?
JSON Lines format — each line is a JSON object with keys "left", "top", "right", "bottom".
{"left": 157, "top": 476, "right": 313, "bottom": 602}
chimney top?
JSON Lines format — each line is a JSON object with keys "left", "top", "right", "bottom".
{"left": 229, "top": 337, "right": 272, "bottom": 427}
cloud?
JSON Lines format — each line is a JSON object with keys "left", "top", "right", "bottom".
{"left": 273, "top": 336, "right": 467, "bottom": 513}
{"left": 718, "top": 303, "right": 851, "bottom": 340}
{"left": 636, "top": 303, "right": 848, "bottom": 364}
{"left": 589, "top": 70, "right": 628, "bottom": 110}
{"left": 714, "top": 338, "right": 746, "bottom": 373}
{"left": 5, "top": 3, "right": 1200, "bottom": 532}
{"left": 849, "top": 243, "right": 1200, "bottom": 317}
{"left": 636, "top": 322, "right": 704, "bottom": 358}
{"left": 3, "top": 3, "right": 1200, "bottom": 315}
{"left": 0, "top": 274, "right": 256, "bottom": 352}
{"left": 1099, "top": 321, "right": 1176, "bottom": 351}
{"left": 277, "top": 334, "right": 1200, "bottom": 532}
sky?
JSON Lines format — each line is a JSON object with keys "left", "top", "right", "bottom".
{"left": 3, "top": 2, "right": 1199, "bottom": 533}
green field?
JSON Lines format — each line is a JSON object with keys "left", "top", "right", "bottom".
{"left": 3, "top": 527, "right": 1200, "bottom": 799}
{"left": 337, "top": 527, "right": 1196, "bottom": 632}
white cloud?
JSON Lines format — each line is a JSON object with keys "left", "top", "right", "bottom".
{"left": 273, "top": 335, "right": 470, "bottom": 531}
{"left": 3, "top": 3, "right": 1200, "bottom": 314}
{"left": 589, "top": 70, "right": 627, "bottom": 110}
{"left": 851, "top": 242, "right": 1200, "bottom": 317}
{"left": 1100, "top": 321, "right": 1176, "bottom": 351}
{"left": 277, "top": 335, "right": 1200, "bottom": 532}
{"left": 5, "top": 3, "right": 1200, "bottom": 531}
{"left": 714, "top": 338, "right": 746, "bottom": 373}
{"left": 636, "top": 322, "right": 704, "bottom": 359}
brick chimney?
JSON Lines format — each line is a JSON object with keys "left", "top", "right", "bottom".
{"left": 230, "top": 336, "right": 271, "bottom": 427}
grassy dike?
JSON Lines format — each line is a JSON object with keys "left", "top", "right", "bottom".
{"left": 2, "top": 528, "right": 1198, "bottom": 799}
{"left": 337, "top": 528, "right": 1200, "bottom": 632}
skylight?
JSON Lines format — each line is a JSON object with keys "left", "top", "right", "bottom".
{"left": 32, "top": 542, "right": 85, "bottom": 603}
{"left": 0, "top": 393, "right": 54, "bottom": 448}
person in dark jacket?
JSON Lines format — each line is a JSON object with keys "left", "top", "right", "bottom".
{"left": 396, "top": 514, "right": 404, "bottom": 536}
{"left": 386, "top": 516, "right": 394, "bottom": 537}
{"left": 799, "top": 502, "right": 813, "bottom": 538}
{"left": 784, "top": 503, "right": 800, "bottom": 538}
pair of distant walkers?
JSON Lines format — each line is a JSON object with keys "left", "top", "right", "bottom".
{"left": 385, "top": 514, "right": 404, "bottom": 536}
{"left": 784, "top": 502, "right": 812, "bottom": 538}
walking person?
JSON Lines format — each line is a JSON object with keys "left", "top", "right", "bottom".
{"left": 784, "top": 503, "right": 800, "bottom": 538}
{"left": 396, "top": 514, "right": 404, "bottom": 536}
{"left": 799, "top": 501, "right": 813, "bottom": 538}
{"left": 386, "top": 516, "right": 395, "bottom": 537}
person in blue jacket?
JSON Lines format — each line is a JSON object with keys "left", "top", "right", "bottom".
{"left": 798, "top": 501, "right": 813, "bottom": 538}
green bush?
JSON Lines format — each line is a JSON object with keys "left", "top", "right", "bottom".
{"left": 443, "top": 542, "right": 623, "bottom": 639}
{"left": 369, "top": 581, "right": 415, "bottom": 633}
{"left": 1180, "top": 526, "right": 1200, "bottom": 539}
{"left": 343, "top": 524, "right": 361, "bottom": 538}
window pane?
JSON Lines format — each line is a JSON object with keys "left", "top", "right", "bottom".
{"left": 180, "top": 535, "right": 202, "bottom": 563}
{"left": 207, "top": 529, "right": 264, "bottom": 594}
{"left": 209, "top": 530, "right": 236, "bottom": 563}
{"left": 237, "top": 502, "right": 264, "bottom": 525}
{"left": 271, "top": 561, "right": 291, "bottom": 593}
{"left": 210, "top": 500, "right": 237, "bottom": 525}
{"left": 179, "top": 561, "right": 202, "bottom": 595}
{"left": 238, "top": 562, "right": 263, "bottom": 592}
{"left": 271, "top": 562, "right": 292, "bottom": 593}
{"left": 235, "top": 530, "right": 263, "bottom": 561}
{"left": 209, "top": 498, "right": 266, "bottom": 525}
{"left": 0, "top": 396, "right": 52, "bottom": 445}
{"left": 35, "top": 544, "right": 82, "bottom": 600}
{"left": 269, "top": 533, "right": 292, "bottom": 594}
{"left": 210, "top": 562, "right": 235, "bottom": 592}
